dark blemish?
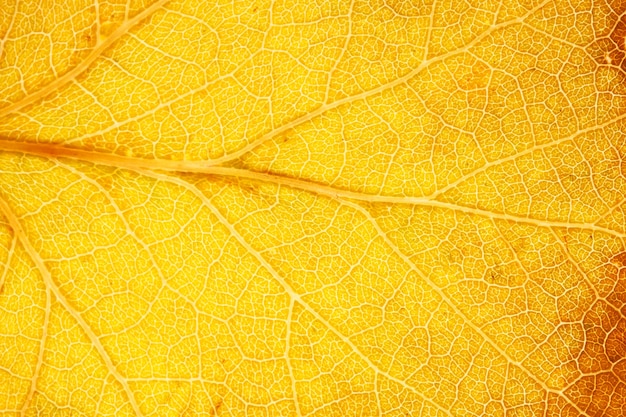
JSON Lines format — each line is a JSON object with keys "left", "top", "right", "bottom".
{"left": 588, "top": 10, "right": 626, "bottom": 72}
{"left": 212, "top": 398, "right": 223, "bottom": 416}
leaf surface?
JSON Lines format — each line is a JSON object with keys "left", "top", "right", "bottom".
{"left": 1, "top": 0, "right": 626, "bottom": 415}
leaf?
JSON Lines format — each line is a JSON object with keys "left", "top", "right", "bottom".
{"left": 0, "top": 0, "right": 625, "bottom": 415}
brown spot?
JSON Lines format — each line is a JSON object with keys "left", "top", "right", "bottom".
{"left": 233, "top": 178, "right": 262, "bottom": 198}
{"left": 212, "top": 398, "right": 223, "bottom": 416}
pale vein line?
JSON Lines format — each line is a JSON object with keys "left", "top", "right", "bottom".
{"left": 548, "top": 228, "right": 602, "bottom": 300}
{"left": 429, "top": 112, "right": 626, "bottom": 199}
{"left": 284, "top": 299, "right": 302, "bottom": 417}
{"left": 208, "top": 0, "right": 551, "bottom": 166}
{"left": 421, "top": 0, "right": 438, "bottom": 62}
{"left": 0, "top": 229, "right": 16, "bottom": 293}
{"left": 546, "top": 226, "right": 626, "bottom": 331}
{"left": 160, "top": 167, "right": 626, "bottom": 239}
{"left": 0, "top": 196, "right": 145, "bottom": 417}
{"left": 137, "top": 169, "right": 455, "bottom": 417}
{"left": 336, "top": 197, "right": 592, "bottom": 417}
{"left": 321, "top": 0, "right": 354, "bottom": 105}
{"left": 26, "top": 9, "right": 432, "bottom": 153}
{"left": 594, "top": 196, "right": 626, "bottom": 226}
{"left": 20, "top": 270, "right": 51, "bottom": 417}
{"left": 55, "top": 162, "right": 178, "bottom": 290}
{"left": 1, "top": 0, "right": 549, "bottom": 163}
{"left": 54, "top": 160, "right": 206, "bottom": 358}
{"left": 93, "top": 376, "right": 109, "bottom": 416}
{"left": 94, "top": 0, "right": 102, "bottom": 43}
{"left": 0, "top": 0, "right": 19, "bottom": 62}
{"left": 0, "top": 0, "right": 171, "bottom": 118}
{"left": 0, "top": 228, "right": 50, "bottom": 417}
{"left": 374, "top": 373, "right": 382, "bottom": 417}
{"left": 1, "top": 138, "right": 623, "bottom": 239}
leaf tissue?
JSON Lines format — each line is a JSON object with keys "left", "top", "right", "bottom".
{"left": 0, "top": 0, "right": 625, "bottom": 415}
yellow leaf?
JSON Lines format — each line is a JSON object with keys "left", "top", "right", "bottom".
{"left": 1, "top": 0, "right": 625, "bottom": 415}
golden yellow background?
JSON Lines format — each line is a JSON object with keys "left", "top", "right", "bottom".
{"left": 0, "top": 0, "right": 625, "bottom": 415}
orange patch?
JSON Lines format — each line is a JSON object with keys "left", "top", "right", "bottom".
{"left": 567, "top": 249, "right": 626, "bottom": 416}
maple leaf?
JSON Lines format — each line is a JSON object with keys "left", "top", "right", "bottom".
{"left": 1, "top": 0, "right": 626, "bottom": 416}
